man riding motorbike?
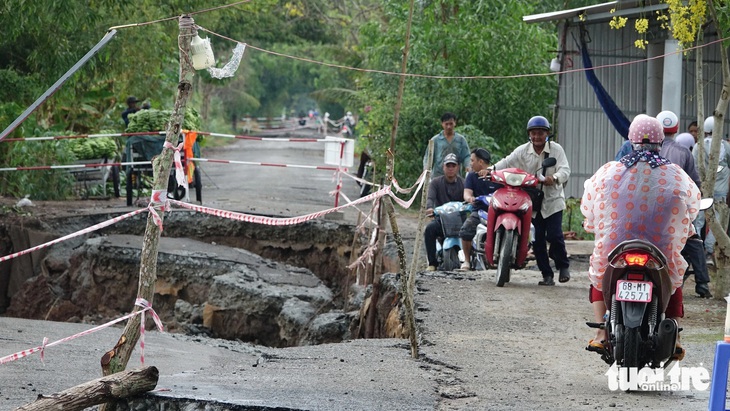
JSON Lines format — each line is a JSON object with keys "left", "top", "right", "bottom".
{"left": 581, "top": 114, "right": 701, "bottom": 360}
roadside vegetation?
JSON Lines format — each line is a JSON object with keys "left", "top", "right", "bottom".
{"left": 0, "top": 0, "right": 593, "bottom": 200}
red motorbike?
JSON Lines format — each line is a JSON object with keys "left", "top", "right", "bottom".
{"left": 485, "top": 157, "right": 556, "bottom": 286}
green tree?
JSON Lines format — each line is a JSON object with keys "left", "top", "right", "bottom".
{"left": 357, "top": 0, "right": 558, "bottom": 187}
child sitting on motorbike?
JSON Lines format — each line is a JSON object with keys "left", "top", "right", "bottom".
{"left": 581, "top": 114, "right": 700, "bottom": 360}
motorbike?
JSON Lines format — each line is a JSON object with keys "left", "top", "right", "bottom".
{"left": 484, "top": 157, "right": 557, "bottom": 287}
{"left": 587, "top": 199, "right": 714, "bottom": 374}
{"left": 432, "top": 201, "right": 472, "bottom": 271}
{"left": 470, "top": 195, "right": 492, "bottom": 271}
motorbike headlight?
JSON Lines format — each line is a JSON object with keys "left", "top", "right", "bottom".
{"left": 503, "top": 171, "right": 527, "bottom": 187}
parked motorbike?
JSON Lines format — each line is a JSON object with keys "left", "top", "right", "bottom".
{"left": 432, "top": 201, "right": 472, "bottom": 271}
{"left": 341, "top": 123, "right": 353, "bottom": 138}
{"left": 587, "top": 199, "right": 714, "bottom": 374}
{"left": 484, "top": 157, "right": 557, "bottom": 287}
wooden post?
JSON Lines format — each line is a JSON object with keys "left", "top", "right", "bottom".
{"left": 399, "top": 142, "right": 432, "bottom": 358}
{"left": 98, "top": 15, "right": 197, "bottom": 407}
{"left": 15, "top": 367, "right": 158, "bottom": 411}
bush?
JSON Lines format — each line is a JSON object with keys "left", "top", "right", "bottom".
{"left": 0, "top": 139, "right": 76, "bottom": 200}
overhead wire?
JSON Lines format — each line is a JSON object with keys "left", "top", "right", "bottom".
{"left": 106, "top": 0, "right": 730, "bottom": 81}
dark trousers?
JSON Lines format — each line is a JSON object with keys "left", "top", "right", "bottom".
{"left": 681, "top": 235, "right": 711, "bottom": 284}
{"left": 533, "top": 210, "right": 570, "bottom": 278}
{"left": 425, "top": 218, "right": 443, "bottom": 267}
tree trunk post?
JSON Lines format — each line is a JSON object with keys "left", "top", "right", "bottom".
{"left": 703, "top": 1, "right": 730, "bottom": 299}
{"left": 99, "top": 14, "right": 197, "bottom": 405}
{"left": 16, "top": 367, "right": 158, "bottom": 411}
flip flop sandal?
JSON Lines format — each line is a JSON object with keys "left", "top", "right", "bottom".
{"left": 586, "top": 339, "right": 605, "bottom": 353}
{"left": 673, "top": 343, "right": 685, "bottom": 361}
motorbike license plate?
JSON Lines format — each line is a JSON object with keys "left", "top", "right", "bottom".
{"left": 615, "top": 280, "right": 652, "bottom": 303}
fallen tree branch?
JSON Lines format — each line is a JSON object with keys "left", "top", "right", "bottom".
{"left": 15, "top": 366, "right": 158, "bottom": 411}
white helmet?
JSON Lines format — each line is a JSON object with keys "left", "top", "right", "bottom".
{"left": 656, "top": 110, "right": 679, "bottom": 134}
{"left": 675, "top": 132, "right": 695, "bottom": 150}
{"left": 704, "top": 116, "right": 715, "bottom": 134}
{"left": 347, "top": 111, "right": 352, "bottom": 116}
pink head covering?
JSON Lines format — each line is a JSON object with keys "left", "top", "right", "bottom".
{"left": 628, "top": 114, "right": 664, "bottom": 144}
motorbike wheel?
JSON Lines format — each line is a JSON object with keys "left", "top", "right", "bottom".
{"left": 441, "top": 247, "right": 461, "bottom": 271}
{"left": 496, "top": 229, "right": 515, "bottom": 287}
{"left": 623, "top": 327, "right": 641, "bottom": 368}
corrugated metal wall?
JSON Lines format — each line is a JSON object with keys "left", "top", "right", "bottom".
{"left": 556, "top": 22, "right": 728, "bottom": 199}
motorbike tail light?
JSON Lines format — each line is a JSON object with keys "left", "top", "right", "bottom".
{"left": 624, "top": 253, "right": 649, "bottom": 266}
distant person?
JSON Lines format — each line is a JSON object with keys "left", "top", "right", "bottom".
{"left": 122, "top": 96, "right": 141, "bottom": 127}
{"left": 693, "top": 116, "right": 730, "bottom": 265}
{"left": 458, "top": 148, "right": 500, "bottom": 270}
{"left": 656, "top": 110, "right": 711, "bottom": 298}
{"left": 142, "top": 102, "right": 151, "bottom": 110}
{"left": 423, "top": 112, "right": 471, "bottom": 179}
{"left": 424, "top": 154, "right": 465, "bottom": 271}
{"left": 688, "top": 121, "right": 699, "bottom": 143}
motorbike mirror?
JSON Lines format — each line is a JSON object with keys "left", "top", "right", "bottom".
{"left": 542, "top": 157, "right": 557, "bottom": 168}
{"left": 700, "top": 198, "right": 714, "bottom": 211}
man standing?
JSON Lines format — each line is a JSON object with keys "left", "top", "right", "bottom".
{"left": 491, "top": 116, "right": 571, "bottom": 286}
{"left": 657, "top": 110, "right": 712, "bottom": 298}
{"left": 458, "top": 148, "right": 500, "bottom": 270}
{"left": 423, "top": 112, "right": 471, "bottom": 178}
{"left": 693, "top": 116, "right": 730, "bottom": 264}
{"left": 122, "top": 96, "right": 140, "bottom": 128}
{"left": 424, "top": 153, "right": 465, "bottom": 271}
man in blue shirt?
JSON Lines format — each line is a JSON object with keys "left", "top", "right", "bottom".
{"left": 459, "top": 148, "right": 501, "bottom": 270}
{"left": 423, "top": 112, "right": 471, "bottom": 178}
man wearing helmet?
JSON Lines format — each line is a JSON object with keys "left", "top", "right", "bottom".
{"left": 491, "top": 115, "right": 572, "bottom": 286}
{"left": 693, "top": 115, "right": 730, "bottom": 264}
{"left": 657, "top": 110, "right": 712, "bottom": 298}
{"left": 581, "top": 114, "right": 700, "bottom": 358}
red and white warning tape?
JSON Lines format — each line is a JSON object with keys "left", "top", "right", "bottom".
{"left": 3, "top": 130, "right": 324, "bottom": 143}
{"left": 0, "top": 298, "right": 162, "bottom": 365}
{"left": 0, "top": 131, "right": 165, "bottom": 142}
{"left": 168, "top": 186, "right": 390, "bottom": 225}
{"left": 0, "top": 208, "right": 149, "bottom": 263}
{"left": 192, "top": 157, "right": 346, "bottom": 171}
{"left": 0, "top": 161, "right": 151, "bottom": 172}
